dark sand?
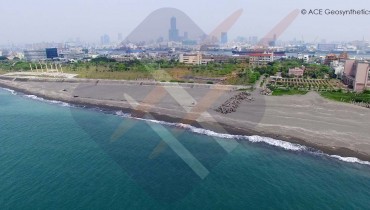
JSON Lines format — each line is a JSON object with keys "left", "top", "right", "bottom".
{"left": 1, "top": 76, "right": 370, "bottom": 162}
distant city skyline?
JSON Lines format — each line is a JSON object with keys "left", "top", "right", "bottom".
{"left": 1, "top": 0, "right": 370, "bottom": 45}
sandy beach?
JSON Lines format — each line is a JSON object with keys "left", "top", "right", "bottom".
{"left": 1, "top": 75, "right": 370, "bottom": 161}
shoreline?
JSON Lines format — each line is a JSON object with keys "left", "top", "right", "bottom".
{"left": 1, "top": 78, "right": 370, "bottom": 163}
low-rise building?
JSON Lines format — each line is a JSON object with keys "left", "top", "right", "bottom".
{"left": 200, "top": 55, "right": 214, "bottom": 65}
{"left": 338, "top": 52, "right": 349, "bottom": 61}
{"left": 324, "top": 54, "right": 338, "bottom": 65}
{"left": 180, "top": 53, "right": 260, "bottom": 65}
{"left": 270, "top": 72, "right": 283, "bottom": 81}
{"left": 249, "top": 53, "right": 274, "bottom": 67}
{"left": 342, "top": 60, "right": 370, "bottom": 92}
{"left": 331, "top": 60, "right": 345, "bottom": 79}
{"left": 24, "top": 49, "right": 47, "bottom": 61}
{"left": 59, "top": 49, "right": 88, "bottom": 61}
{"left": 298, "top": 54, "right": 310, "bottom": 63}
{"left": 201, "top": 55, "right": 244, "bottom": 64}
{"left": 179, "top": 53, "right": 202, "bottom": 65}
{"left": 288, "top": 66, "right": 305, "bottom": 77}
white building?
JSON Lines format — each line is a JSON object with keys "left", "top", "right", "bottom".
{"left": 331, "top": 60, "right": 345, "bottom": 79}
{"left": 298, "top": 53, "right": 310, "bottom": 63}
{"left": 179, "top": 53, "right": 202, "bottom": 65}
{"left": 249, "top": 53, "right": 274, "bottom": 67}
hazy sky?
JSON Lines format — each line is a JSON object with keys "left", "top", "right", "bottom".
{"left": 1, "top": 0, "right": 370, "bottom": 45}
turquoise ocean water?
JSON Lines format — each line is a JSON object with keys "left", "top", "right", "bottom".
{"left": 1, "top": 88, "right": 370, "bottom": 209}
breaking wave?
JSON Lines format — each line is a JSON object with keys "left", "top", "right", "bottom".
{"left": 23, "top": 95, "right": 71, "bottom": 107}
{"left": 1, "top": 87, "right": 71, "bottom": 107}
{"left": 330, "top": 155, "right": 370, "bottom": 166}
{"left": 115, "top": 110, "right": 370, "bottom": 166}
{"left": 2, "top": 88, "right": 17, "bottom": 95}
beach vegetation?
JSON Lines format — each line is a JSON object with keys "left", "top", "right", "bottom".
{"left": 0, "top": 57, "right": 258, "bottom": 86}
{"left": 321, "top": 90, "right": 370, "bottom": 103}
{"left": 271, "top": 88, "right": 308, "bottom": 96}
{"left": 169, "top": 79, "right": 186, "bottom": 83}
{"left": 0, "top": 61, "right": 31, "bottom": 71}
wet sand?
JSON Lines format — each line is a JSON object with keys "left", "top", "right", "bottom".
{"left": 1, "top": 76, "right": 370, "bottom": 162}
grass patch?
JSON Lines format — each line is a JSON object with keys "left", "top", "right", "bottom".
{"left": 321, "top": 90, "right": 370, "bottom": 103}
{"left": 272, "top": 89, "right": 308, "bottom": 96}
{"left": 0, "top": 60, "right": 251, "bottom": 85}
{"left": 169, "top": 79, "right": 186, "bottom": 83}
{"left": 64, "top": 67, "right": 230, "bottom": 83}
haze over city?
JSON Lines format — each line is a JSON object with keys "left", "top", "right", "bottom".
{"left": 1, "top": 0, "right": 370, "bottom": 209}
{"left": 1, "top": 0, "right": 370, "bottom": 45}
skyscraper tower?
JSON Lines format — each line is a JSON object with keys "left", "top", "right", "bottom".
{"left": 171, "top": 17, "right": 176, "bottom": 30}
{"left": 269, "top": 34, "right": 277, "bottom": 46}
{"left": 221, "top": 32, "right": 228, "bottom": 44}
{"left": 118, "top": 33, "right": 123, "bottom": 42}
{"left": 169, "top": 17, "right": 179, "bottom": 42}
{"left": 100, "top": 34, "right": 110, "bottom": 45}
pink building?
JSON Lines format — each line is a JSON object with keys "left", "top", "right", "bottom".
{"left": 342, "top": 60, "right": 370, "bottom": 92}
{"left": 288, "top": 66, "right": 305, "bottom": 77}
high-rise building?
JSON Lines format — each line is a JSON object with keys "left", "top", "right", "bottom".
{"left": 184, "top": 32, "right": 188, "bottom": 40}
{"left": 268, "top": 34, "right": 277, "bottom": 46}
{"left": 118, "top": 33, "right": 123, "bottom": 42}
{"left": 100, "top": 34, "right": 110, "bottom": 45}
{"left": 221, "top": 32, "right": 228, "bottom": 44}
{"left": 249, "top": 36, "right": 258, "bottom": 45}
{"left": 342, "top": 60, "right": 370, "bottom": 92}
{"left": 169, "top": 17, "right": 179, "bottom": 42}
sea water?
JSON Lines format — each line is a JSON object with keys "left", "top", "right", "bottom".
{"left": 0, "top": 88, "right": 370, "bottom": 209}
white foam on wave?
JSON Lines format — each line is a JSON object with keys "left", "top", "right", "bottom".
{"left": 151, "top": 120, "right": 305, "bottom": 151}
{"left": 115, "top": 110, "right": 132, "bottom": 118}
{"left": 23, "top": 94, "right": 71, "bottom": 107}
{"left": 114, "top": 113, "right": 307, "bottom": 152}
{"left": 248, "top": 135, "right": 307, "bottom": 151}
{"left": 2, "top": 87, "right": 71, "bottom": 107}
{"left": 2, "top": 88, "right": 17, "bottom": 95}
{"left": 114, "top": 111, "right": 370, "bottom": 166}
{"left": 330, "top": 155, "right": 370, "bottom": 166}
